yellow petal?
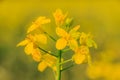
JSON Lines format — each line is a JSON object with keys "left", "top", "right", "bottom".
{"left": 69, "top": 39, "right": 78, "bottom": 50}
{"left": 71, "top": 32, "right": 80, "bottom": 40}
{"left": 56, "top": 38, "right": 67, "bottom": 50}
{"left": 32, "top": 48, "right": 42, "bottom": 62}
{"left": 56, "top": 27, "right": 68, "bottom": 37}
{"left": 27, "top": 34, "right": 36, "bottom": 41}
{"left": 24, "top": 42, "right": 34, "bottom": 55}
{"left": 35, "top": 16, "right": 51, "bottom": 25}
{"left": 27, "top": 16, "right": 50, "bottom": 33}
{"left": 17, "top": 39, "right": 28, "bottom": 47}
{"left": 38, "top": 61, "right": 47, "bottom": 72}
{"left": 35, "top": 34, "right": 47, "bottom": 44}
{"left": 27, "top": 24, "right": 39, "bottom": 33}
{"left": 73, "top": 53, "right": 86, "bottom": 64}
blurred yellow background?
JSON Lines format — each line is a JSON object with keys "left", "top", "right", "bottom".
{"left": 0, "top": 0, "right": 120, "bottom": 80}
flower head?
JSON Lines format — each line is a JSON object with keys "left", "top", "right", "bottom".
{"left": 56, "top": 25, "right": 80, "bottom": 50}
{"left": 17, "top": 9, "right": 97, "bottom": 75}
{"left": 80, "top": 32, "right": 97, "bottom": 48}
{"left": 17, "top": 34, "right": 36, "bottom": 55}
{"left": 72, "top": 46, "right": 89, "bottom": 64}
{"left": 17, "top": 34, "right": 47, "bottom": 62}
{"left": 53, "top": 9, "right": 67, "bottom": 26}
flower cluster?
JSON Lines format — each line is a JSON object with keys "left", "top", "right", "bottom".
{"left": 17, "top": 16, "right": 57, "bottom": 72}
{"left": 54, "top": 9, "right": 97, "bottom": 64}
{"left": 17, "top": 9, "right": 97, "bottom": 73}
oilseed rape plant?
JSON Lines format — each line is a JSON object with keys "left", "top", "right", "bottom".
{"left": 17, "top": 9, "right": 97, "bottom": 80}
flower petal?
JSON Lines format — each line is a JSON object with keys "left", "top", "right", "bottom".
{"left": 27, "top": 24, "right": 39, "bottom": 33}
{"left": 56, "top": 27, "right": 68, "bottom": 37}
{"left": 27, "top": 16, "right": 50, "bottom": 33}
{"left": 32, "top": 48, "right": 42, "bottom": 62}
{"left": 24, "top": 42, "right": 34, "bottom": 55}
{"left": 56, "top": 38, "right": 67, "bottom": 50}
{"left": 69, "top": 39, "right": 78, "bottom": 50}
{"left": 36, "top": 16, "right": 51, "bottom": 25}
{"left": 35, "top": 34, "right": 47, "bottom": 44}
{"left": 73, "top": 53, "right": 86, "bottom": 64}
{"left": 17, "top": 39, "right": 28, "bottom": 47}
{"left": 38, "top": 61, "right": 47, "bottom": 72}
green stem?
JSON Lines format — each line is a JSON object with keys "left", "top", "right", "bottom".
{"left": 44, "top": 32, "right": 56, "bottom": 41}
{"left": 59, "top": 59, "right": 72, "bottom": 65}
{"left": 61, "top": 64, "right": 74, "bottom": 72}
{"left": 57, "top": 50, "right": 62, "bottom": 80}
{"left": 38, "top": 46, "right": 57, "bottom": 57}
{"left": 62, "top": 48, "right": 71, "bottom": 53}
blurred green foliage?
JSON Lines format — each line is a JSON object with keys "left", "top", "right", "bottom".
{"left": 0, "top": 0, "right": 120, "bottom": 80}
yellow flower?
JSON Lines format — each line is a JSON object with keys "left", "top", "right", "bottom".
{"left": 38, "top": 53, "right": 57, "bottom": 72}
{"left": 80, "top": 32, "right": 97, "bottom": 48}
{"left": 56, "top": 25, "right": 80, "bottom": 50}
{"left": 27, "top": 16, "right": 51, "bottom": 33}
{"left": 17, "top": 34, "right": 35, "bottom": 55}
{"left": 53, "top": 9, "right": 67, "bottom": 26}
{"left": 17, "top": 34, "right": 47, "bottom": 55}
{"left": 73, "top": 53, "right": 86, "bottom": 64}
{"left": 72, "top": 46, "right": 89, "bottom": 64}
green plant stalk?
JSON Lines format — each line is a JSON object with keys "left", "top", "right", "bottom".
{"left": 59, "top": 59, "right": 72, "bottom": 65}
{"left": 44, "top": 31, "right": 56, "bottom": 41}
{"left": 62, "top": 48, "right": 71, "bottom": 53}
{"left": 38, "top": 46, "right": 57, "bottom": 57}
{"left": 56, "top": 50, "right": 62, "bottom": 80}
{"left": 61, "top": 64, "right": 74, "bottom": 72}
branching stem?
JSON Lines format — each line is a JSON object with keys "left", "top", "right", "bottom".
{"left": 38, "top": 46, "right": 57, "bottom": 57}
{"left": 44, "top": 31, "right": 56, "bottom": 41}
